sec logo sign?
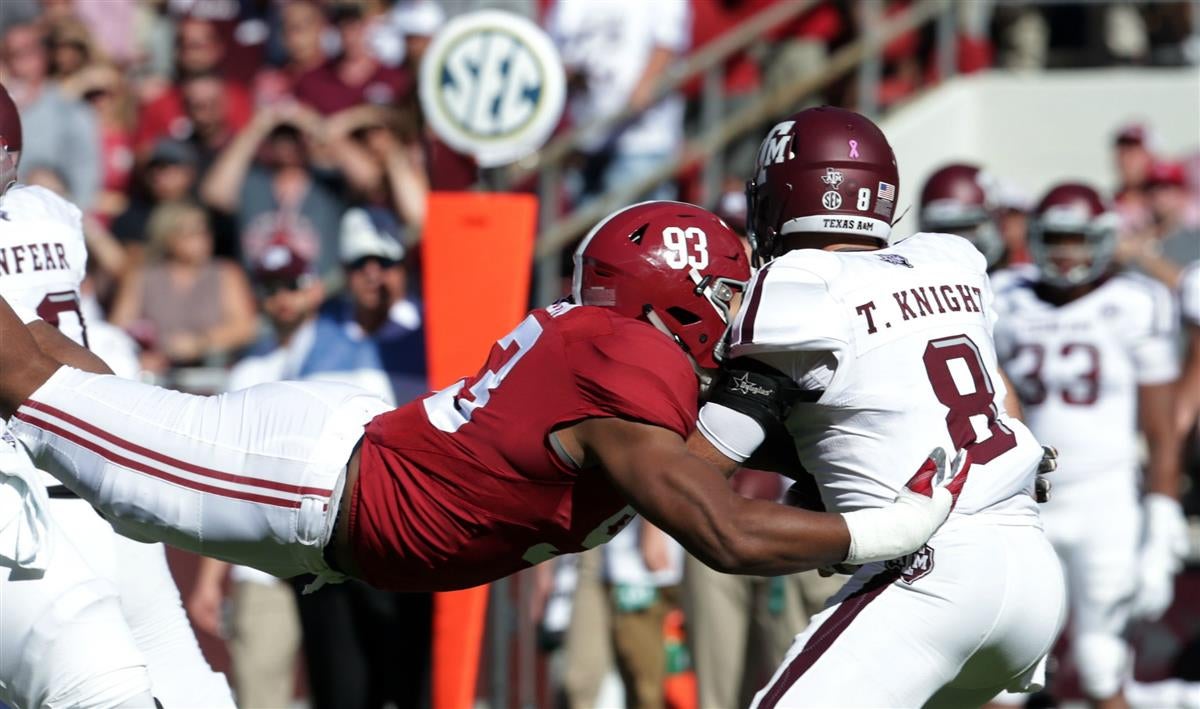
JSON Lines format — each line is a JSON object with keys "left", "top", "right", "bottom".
{"left": 420, "top": 10, "right": 566, "bottom": 167}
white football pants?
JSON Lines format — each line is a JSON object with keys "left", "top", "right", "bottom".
{"left": 1, "top": 434, "right": 154, "bottom": 709}
{"left": 750, "top": 512, "right": 1067, "bottom": 708}
{"left": 7, "top": 366, "right": 391, "bottom": 581}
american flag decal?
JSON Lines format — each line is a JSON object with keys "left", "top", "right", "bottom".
{"left": 877, "top": 182, "right": 896, "bottom": 201}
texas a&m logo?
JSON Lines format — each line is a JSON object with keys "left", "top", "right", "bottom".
{"left": 887, "top": 544, "right": 935, "bottom": 584}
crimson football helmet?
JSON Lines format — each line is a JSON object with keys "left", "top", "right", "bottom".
{"left": 572, "top": 201, "right": 751, "bottom": 375}
{"left": 1029, "top": 182, "right": 1119, "bottom": 287}
{"left": 745, "top": 106, "right": 899, "bottom": 265}
{"left": 919, "top": 163, "right": 1005, "bottom": 268}
{"left": 0, "top": 83, "right": 21, "bottom": 198}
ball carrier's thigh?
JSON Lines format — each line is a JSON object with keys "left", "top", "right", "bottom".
{"left": 8, "top": 366, "right": 390, "bottom": 579}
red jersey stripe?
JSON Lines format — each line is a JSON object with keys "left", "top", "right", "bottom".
{"left": 20, "top": 400, "right": 331, "bottom": 497}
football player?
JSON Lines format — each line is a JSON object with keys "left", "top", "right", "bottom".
{"left": 690, "top": 107, "right": 1066, "bottom": 708}
{"left": 991, "top": 183, "right": 1185, "bottom": 709}
{"left": 0, "top": 201, "right": 966, "bottom": 597}
{"left": 0, "top": 83, "right": 234, "bottom": 708}
{"left": 919, "top": 163, "right": 1009, "bottom": 272}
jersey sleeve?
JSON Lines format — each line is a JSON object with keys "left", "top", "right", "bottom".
{"left": 730, "top": 261, "right": 851, "bottom": 357}
{"left": 1128, "top": 276, "right": 1179, "bottom": 385}
{"left": 1180, "top": 261, "right": 1200, "bottom": 327}
{"left": 569, "top": 319, "right": 699, "bottom": 439}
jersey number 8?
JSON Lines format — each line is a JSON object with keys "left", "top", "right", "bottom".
{"left": 923, "top": 334, "right": 1017, "bottom": 464}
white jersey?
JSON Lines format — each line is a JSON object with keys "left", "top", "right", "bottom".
{"left": 0, "top": 185, "right": 88, "bottom": 486}
{"left": 992, "top": 266, "right": 1178, "bottom": 486}
{"left": 727, "top": 231, "right": 1043, "bottom": 518}
{"left": 0, "top": 184, "right": 88, "bottom": 341}
{"left": 1180, "top": 260, "right": 1200, "bottom": 327}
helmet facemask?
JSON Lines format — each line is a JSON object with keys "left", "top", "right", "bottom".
{"left": 643, "top": 268, "right": 746, "bottom": 392}
{"left": 1029, "top": 220, "right": 1117, "bottom": 288}
{"left": 0, "top": 143, "right": 19, "bottom": 199}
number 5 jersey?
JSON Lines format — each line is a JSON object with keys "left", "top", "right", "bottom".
{"left": 991, "top": 265, "right": 1178, "bottom": 488}
{"left": 720, "top": 231, "right": 1044, "bottom": 519}
{"left": 349, "top": 302, "right": 699, "bottom": 591}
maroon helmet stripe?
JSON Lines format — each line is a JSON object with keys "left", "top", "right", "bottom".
{"left": 756, "top": 567, "right": 900, "bottom": 709}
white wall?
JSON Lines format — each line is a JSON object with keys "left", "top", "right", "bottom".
{"left": 882, "top": 68, "right": 1200, "bottom": 239}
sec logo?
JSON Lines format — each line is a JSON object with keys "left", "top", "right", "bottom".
{"left": 420, "top": 10, "right": 566, "bottom": 167}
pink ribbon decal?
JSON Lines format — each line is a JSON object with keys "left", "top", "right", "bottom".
{"left": 848, "top": 140, "right": 860, "bottom": 158}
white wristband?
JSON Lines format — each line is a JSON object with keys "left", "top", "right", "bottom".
{"left": 841, "top": 487, "right": 952, "bottom": 565}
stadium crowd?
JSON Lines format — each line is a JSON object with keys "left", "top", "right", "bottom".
{"left": 0, "top": 0, "right": 1197, "bottom": 708}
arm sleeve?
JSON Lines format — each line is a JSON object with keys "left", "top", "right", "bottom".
{"left": 697, "top": 403, "right": 765, "bottom": 463}
{"left": 1131, "top": 279, "right": 1179, "bottom": 385}
{"left": 570, "top": 320, "right": 698, "bottom": 439}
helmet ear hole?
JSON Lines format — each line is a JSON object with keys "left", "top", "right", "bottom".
{"left": 666, "top": 306, "right": 702, "bottom": 325}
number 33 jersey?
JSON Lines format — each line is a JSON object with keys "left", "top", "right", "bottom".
{"left": 350, "top": 303, "right": 699, "bottom": 591}
{"left": 991, "top": 266, "right": 1178, "bottom": 486}
{"left": 0, "top": 185, "right": 87, "bottom": 342}
{"left": 725, "top": 231, "right": 1043, "bottom": 518}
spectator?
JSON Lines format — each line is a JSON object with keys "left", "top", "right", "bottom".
{"left": 391, "top": 0, "right": 445, "bottom": 72}
{"left": 255, "top": 0, "right": 330, "bottom": 105}
{"left": 201, "top": 102, "right": 375, "bottom": 283}
{"left": 47, "top": 18, "right": 100, "bottom": 85}
{"left": 69, "top": 0, "right": 141, "bottom": 68}
{"left": 548, "top": 0, "right": 690, "bottom": 203}
{"left": 293, "top": 3, "right": 414, "bottom": 116}
{"left": 109, "top": 201, "right": 256, "bottom": 373}
{"left": 603, "top": 518, "right": 684, "bottom": 709}
{"left": 279, "top": 208, "right": 430, "bottom": 709}
{"left": 1118, "top": 161, "right": 1198, "bottom": 290}
{"left": 112, "top": 137, "right": 238, "bottom": 261}
{"left": 66, "top": 64, "right": 137, "bottom": 223}
{"left": 176, "top": 71, "right": 244, "bottom": 176}
{"left": 134, "top": 17, "right": 253, "bottom": 153}
{"left": 188, "top": 243, "right": 322, "bottom": 709}
{"left": 1113, "top": 122, "right": 1157, "bottom": 229}
{"left": 1148, "top": 161, "right": 1200, "bottom": 265}
{"left": 325, "top": 104, "right": 429, "bottom": 236}
{"left": 0, "top": 21, "right": 101, "bottom": 210}
{"left": 299, "top": 206, "right": 426, "bottom": 404}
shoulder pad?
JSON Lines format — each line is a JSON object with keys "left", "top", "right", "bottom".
{"left": 730, "top": 259, "right": 850, "bottom": 356}
{"left": 0, "top": 185, "right": 83, "bottom": 232}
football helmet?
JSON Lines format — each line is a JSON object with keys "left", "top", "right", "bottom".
{"left": 1028, "top": 182, "right": 1119, "bottom": 288}
{"left": 745, "top": 106, "right": 899, "bottom": 265}
{"left": 572, "top": 201, "right": 751, "bottom": 374}
{"left": 919, "top": 163, "right": 1005, "bottom": 268}
{"left": 0, "top": 83, "right": 21, "bottom": 198}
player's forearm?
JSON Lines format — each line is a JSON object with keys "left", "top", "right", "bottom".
{"left": 0, "top": 298, "right": 65, "bottom": 418}
{"left": 1140, "top": 382, "right": 1182, "bottom": 498}
{"left": 707, "top": 498, "right": 850, "bottom": 576}
{"left": 29, "top": 321, "right": 114, "bottom": 376}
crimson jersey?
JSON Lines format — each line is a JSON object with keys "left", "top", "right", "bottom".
{"left": 349, "top": 302, "right": 698, "bottom": 591}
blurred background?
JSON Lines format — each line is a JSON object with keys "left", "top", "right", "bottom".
{"left": 0, "top": 0, "right": 1197, "bottom": 707}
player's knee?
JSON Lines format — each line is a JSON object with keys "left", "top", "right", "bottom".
{"left": 1073, "top": 632, "right": 1129, "bottom": 700}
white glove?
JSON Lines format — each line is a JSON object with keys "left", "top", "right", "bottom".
{"left": 841, "top": 447, "right": 969, "bottom": 565}
{"left": 1131, "top": 493, "right": 1190, "bottom": 621}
